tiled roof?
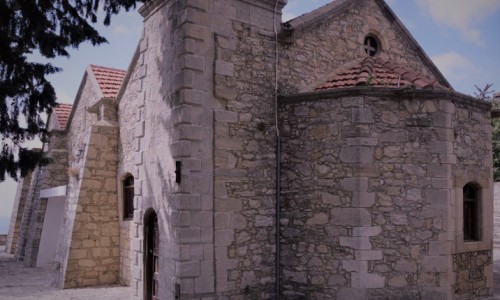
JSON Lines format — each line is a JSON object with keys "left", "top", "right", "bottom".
{"left": 316, "top": 57, "right": 450, "bottom": 91}
{"left": 53, "top": 103, "right": 73, "bottom": 130}
{"left": 89, "top": 65, "right": 126, "bottom": 99}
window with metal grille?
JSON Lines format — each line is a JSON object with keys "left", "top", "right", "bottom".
{"left": 123, "top": 175, "right": 134, "bottom": 220}
{"left": 364, "top": 35, "right": 380, "bottom": 57}
{"left": 463, "top": 183, "right": 480, "bottom": 241}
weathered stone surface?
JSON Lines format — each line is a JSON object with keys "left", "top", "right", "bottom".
{"left": 330, "top": 208, "right": 372, "bottom": 227}
{"left": 280, "top": 71, "right": 491, "bottom": 299}
{"left": 8, "top": 0, "right": 493, "bottom": 299}
{"left": 339, "top": 146, "right": 374, "bottom": 163}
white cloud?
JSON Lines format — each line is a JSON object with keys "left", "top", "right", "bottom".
{"left": 431, "top": 52, "right": 477, "bottom": 81}
{"left": 113, "top": 24, "right": 131, "bottom": 36}
{"left": 55, "top": 88, "right": 73, "bottom": 104}
{"left": 416, "top": 0, "right": 500, "bottom": 46}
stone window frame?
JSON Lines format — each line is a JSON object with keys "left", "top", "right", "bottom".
{"left": 463, "top": 183, "right": 480, "bottom": 241}
{"left": 454, "top": 173, "right": 492, "bottom": 253}
{"left": 122, "top": 174, "right": 135, "bottom": 220}
{"left": 363, "top": 35, "right": 381, "bottom": 57}
{"left": 357, "top": 30, "right": 386, "bottom": 58}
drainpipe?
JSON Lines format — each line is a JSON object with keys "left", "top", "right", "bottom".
{"left": 275, "top": 135, "right": 281, "bottom": 299}
{"left": 272, "top": 1, "right": 281, "bottom": 299}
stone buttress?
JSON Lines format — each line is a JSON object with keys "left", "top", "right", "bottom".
{"left": 5, "top": 171, "right": 33, "bottom": 254}
{"left": 52, "top": 100, "right": 120, "bottom": 288}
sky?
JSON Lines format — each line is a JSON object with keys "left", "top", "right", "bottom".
{"left": 0, "top": 0, "right": 499, "bottom": 228}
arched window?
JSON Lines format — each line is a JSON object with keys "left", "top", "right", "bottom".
{"left": 364, "top": 34, "right": 381, "bottom": 57}
{"left": 463, "top": 183, "right": 480, "bottom": 241}
{"left": 123, "top": 175, "right": 135, "bottom": 220}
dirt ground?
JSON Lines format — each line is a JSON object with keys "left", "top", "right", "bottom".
{"left": 0, "top": 246, "right": 499, "bottom": 299}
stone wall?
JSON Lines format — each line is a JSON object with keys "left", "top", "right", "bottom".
{"left": 22, "top": 131, "right": 68, "bottom": 267}
{"left": 116, "top": 48, "right": 140, "bottom": 288}
{"left": 118, "top": 222, "right": 132, "bottom": 285}
{"left": 120, "top": 2, "right": 181, "bottom": 297}
{"left": 452, "top": 250, "right": 492, "bottom": 298}
{"left": 0, "top": 235, "right": 6, "bottom": 246}
{"left": 451, "top": 96, "right": 494, "bottom": 298}
{"left": 212, "top": 8, "right": 283, "bottom": 298}
{"left": 15, "top": 166, "right": 42, "bottom": 261}
{"left": 495, "top": 182, "right": 500, "bottom": 248}
{"left": 51, "top": 73, "right": 100, "bottom": 280}
{"left": 22, "top": 196, "right": 48, "bottom": 267}
{"left": 119, "top": 0, "right": 287, "bottom": 298}
{"left": 279, "top": 0, "right": 444, "bottom": 94}
{"left": 53, "top": 102, "right": 120, "bottom": 288}
{"left": 6, "top": 171, "right": 33, "bottom": 254}
{"left": 51, "top": 71, "right": 120, "bottom": 289}
{"left": 66, "top": 73, "right": 100, "bottom": 165}
{"left": 51, "top": 70, "right": 100, "bottom": 286}
{"left": 279, "top": 89, "right": 492, "bottom": 299}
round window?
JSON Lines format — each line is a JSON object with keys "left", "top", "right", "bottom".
{"left": 364, "top": 35, "right": 380, "bottom": 57}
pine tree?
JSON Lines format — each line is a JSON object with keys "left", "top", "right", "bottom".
{"left": 0, "top": 0, "right": 142, "bottom": 181}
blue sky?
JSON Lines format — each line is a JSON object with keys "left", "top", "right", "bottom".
{"left": 0, "top": 0, "right": 499, "bottom": 225}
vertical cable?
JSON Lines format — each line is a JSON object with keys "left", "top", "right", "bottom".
{"left": 273, "top": 0, "right": 280, "bottom": 138}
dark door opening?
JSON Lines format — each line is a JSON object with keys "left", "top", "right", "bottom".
{"left": 144, "top": 210, "right": 159, "bottom": 300}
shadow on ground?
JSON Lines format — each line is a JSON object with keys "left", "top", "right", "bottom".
{"left": 1, "top": 246, "right": 499, "bottom": 299}
{"left": 0, "top": 246, "right": 137, "bottom": 300}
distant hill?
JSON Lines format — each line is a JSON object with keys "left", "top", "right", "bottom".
{"left": 0, "top": 216, "right": 10, "bottom": 234}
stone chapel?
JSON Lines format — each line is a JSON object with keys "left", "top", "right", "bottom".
{"left": 5, "top": 0, "right": 494, "bottom": 299}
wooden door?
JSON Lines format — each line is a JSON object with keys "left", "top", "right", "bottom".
{"left": 145, "top": 211, "right": 159, "bottom": 300}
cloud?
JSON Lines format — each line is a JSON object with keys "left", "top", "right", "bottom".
{"left": 55, "top": 89, "right": 73, "bottom": 104}
{"left": 416, "top": 0, "right": 500, "bottom": 46}
{"left": 431, "top": 52, "right": 477, "bottom": 81}
{"left": 113, "top": 24, "right": 131, "bottom": 36}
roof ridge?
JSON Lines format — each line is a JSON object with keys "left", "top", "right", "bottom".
{"left": 88, "top": 64, "right": 127, "bottom": 99}
{"left": 285, "top": 0, "right": 352, "bottom": 31}
{"left": 317, "top": 57, "right": 451, "bottom": 91}
{"left": 281, "top": 0, "right": 452, "bottom": 89}
{"left": 53, "top": 103, "right": 74, "bottom": 130}
{"left": 89, "top": 64, "right": 126, "bottom": 73}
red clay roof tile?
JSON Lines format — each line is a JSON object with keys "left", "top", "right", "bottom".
{"left": 53, "top": 103, "right": 73, "bottom": 130}
{"left": 89, "top": 65, "right": 126, "bottom": 99}
{"left": 316, "top": 57, "right": 450, "bottom": 91}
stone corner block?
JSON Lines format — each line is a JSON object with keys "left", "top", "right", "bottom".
{"left": 215, "top": 60, "right": 235, "bottom": 77}
{"left": 351, "top": 272, "right": 385, "bottom": 288}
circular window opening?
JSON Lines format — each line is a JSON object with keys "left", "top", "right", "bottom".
{"left": 364, "top": 35, "right": 380, "bottom": 57}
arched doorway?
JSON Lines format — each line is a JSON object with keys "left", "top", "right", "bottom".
{"left": 144, "top": 209, "right": 159, "bottom": 300}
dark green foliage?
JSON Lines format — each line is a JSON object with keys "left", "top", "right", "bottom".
{"left": 0, "top": 0, "right": 142, "bottom": 181}
{"left": 492, "top": 100, "right": 500, "bottom": 181}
